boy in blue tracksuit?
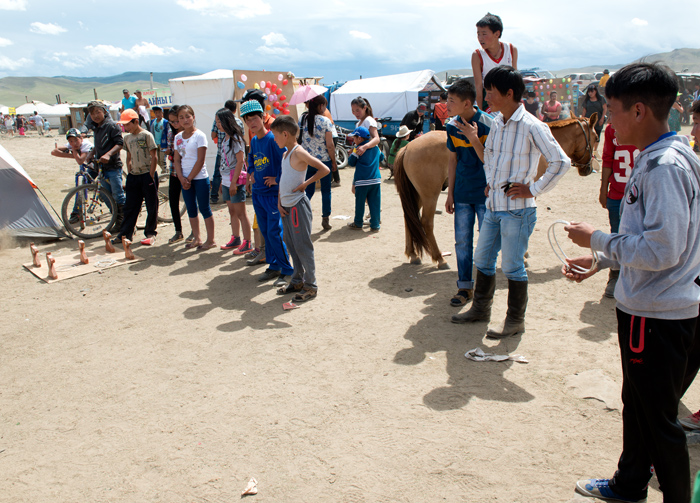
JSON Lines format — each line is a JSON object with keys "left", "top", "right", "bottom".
{"left": 148, "top": 106, "right": 169, "bottom": 174}
{"left": 241, "top": 100, "right": 294, "bottom": 286}
{"left": 347, "top": 126, "right": 383, "bottom": 231}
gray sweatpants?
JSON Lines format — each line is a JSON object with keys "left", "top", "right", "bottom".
{"left": 281, "top": 195, "right": 317, "bottom": 290}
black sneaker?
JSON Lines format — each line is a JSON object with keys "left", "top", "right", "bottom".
{"left": 257, "top": 269, "right": 280, "bottom": 282}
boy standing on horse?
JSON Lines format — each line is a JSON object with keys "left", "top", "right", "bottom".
{"left": 443, "top": 78, "right": 494, "bottom": 308}
{"left": 452, "top": 66, "right": 569, "bottom": 338}
{"left": 565, "top": 63, "right": 700, "bottom": 503}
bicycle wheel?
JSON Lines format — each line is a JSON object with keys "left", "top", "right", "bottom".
{"left": 156, "top": 173, "right": 186, "bottom": 223}
{"left": 379, "top": 139, "right": 390, "bottom": 168}
{"left": 336, "top": 144, "right": 349, "bottom": 169}
{"left": 61, "top": 183, "right": 117, "bottom": 239}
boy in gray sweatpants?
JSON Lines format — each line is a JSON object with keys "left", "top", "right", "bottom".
{"left": 270, "top": 116, "right": 330, "bottom": 302}
{"left": 564, "top": 62, "right": 700, "bottom": 503}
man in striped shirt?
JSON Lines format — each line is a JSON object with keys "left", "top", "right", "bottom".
{"left": 452, "top": 66, "right": 570, "bottom": 338}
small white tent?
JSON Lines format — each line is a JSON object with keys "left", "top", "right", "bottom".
{"left": 0, "top": 145, "right": 68, "bottom": 238}
{"left": 170, "top": 69, "right": 235, "bottom": 170}
{"left": 330, "top": 69, "right": 437, "bottom": 122}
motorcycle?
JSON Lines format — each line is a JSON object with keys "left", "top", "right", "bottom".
{"left": 334, "top": 117, "right": 392, "bottom": 169}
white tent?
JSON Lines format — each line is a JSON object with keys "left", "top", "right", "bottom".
{"left": 0, "top": 105, "right": 8, "bottom": 115}
{"left": 170, "top": 69, "right": 235, "bottom": 170}
{"left": 330, "top": 69, "right": 436, "bottom": 122}
{"left": 0, "top": 144, "right": 68, "bottom": 238}
{"left": 15, "top": 101, "right": 69, "bottom": 129}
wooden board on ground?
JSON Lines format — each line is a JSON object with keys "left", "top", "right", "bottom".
{"left": 23, "top": 248, "right": 143, "bottom": 283}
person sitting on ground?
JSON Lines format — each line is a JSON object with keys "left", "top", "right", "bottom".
{"left": 564, "top": 62, "right": 700, "bottom": 503}
{"left": 112, "top": 109, "right": 159, "bottom": 246}
{"left": 241, "top": 99, "right": 294, "bottom": 287}
{"left": 347, "top": 126, "right": 383, "bottom": 232}
{"left": 444, "top": 77, "right": 493, "bottom": 309}
{"left": 271, "top": 115, "right": 330, "bottom": 302}
{"left": 542, "top": 91, "right": 561, "bottom": 122}
{"left": 84, "top": 100, "right": 126, "bottom": 230}
{"left": 471, "top": 12, "right": 518, "bottom": 112}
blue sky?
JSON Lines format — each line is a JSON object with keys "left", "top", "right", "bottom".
{"left": 1, "top": 0, "right": 698, "bottom": 83}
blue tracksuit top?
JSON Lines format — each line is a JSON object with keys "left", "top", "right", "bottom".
{"left": 349, "top": 140, "right": 383, "bottom": 187}
{"left": 248, "top": 131, "right": 286, "bottom": 197}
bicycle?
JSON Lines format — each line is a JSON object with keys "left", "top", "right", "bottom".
{"left": 135, "top": 171, "right": 187, "bottom": 229}
{"left": 61, "top": 160, "right": 117, "bottom": 239}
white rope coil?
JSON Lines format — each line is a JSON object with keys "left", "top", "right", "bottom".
{"left": 547, "top": 220, "right": 599, "bottom": 275}
{"left": 95, "top": 259, "right": 117, "bottom": 268}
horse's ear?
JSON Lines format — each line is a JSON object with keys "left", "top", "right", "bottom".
{"left": 589, "top": 112, "right": 598, "bottom": 128}
{"left": 570, "top": 109, "right": 577, "bottom": 119}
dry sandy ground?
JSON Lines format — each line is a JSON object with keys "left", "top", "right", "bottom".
{"left": 1, "top": 131, "right": 699, "bottom": 502}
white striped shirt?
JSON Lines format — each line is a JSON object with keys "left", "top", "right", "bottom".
{"left": 484, "top": 104, "right": 570, "bottom": 211}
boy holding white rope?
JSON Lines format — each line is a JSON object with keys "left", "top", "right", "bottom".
{"left": 564, "top": 62, "right": 700, "bottom": 503}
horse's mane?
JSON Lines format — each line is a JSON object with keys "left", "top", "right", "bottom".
{"left": 546, "top": 117, "right": 584, "bottom": 129}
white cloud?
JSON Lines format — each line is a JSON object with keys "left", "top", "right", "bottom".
{"left": 349, "top": 30, "right": 371, "bottom": 40}
{"left": 631, "top": 18, "right": 648, "bottom": 26}
{"left": 30, "top": 22, "right": 67, "bottom": 35}
{"left": 0, "top": 0, "right": 27, "bottom": 10}
{"left": 188, "top": 46, "right": 205, "bottom": 53}
{"left": 261, "top": 32, "right": 288, "bottom": 47}
{"left": 0, "top": 55, "right": 32, "bottom": 70}
{"left": 0, "top": 37, "right": 12, "bottom": 47}
{"left": 84, "top": 42, "right": 181, "bottom": 60}
{"left": 176, "top": 0, "right": 270, "bottom": 19}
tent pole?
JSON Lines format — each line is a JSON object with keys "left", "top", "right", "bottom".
{"left": 35, "top": 186, "right": 72, "bottom": 239}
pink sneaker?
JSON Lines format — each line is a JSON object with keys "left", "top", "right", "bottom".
{"left": 233, "top": 239, "right": 253, "bottom": 255}
{"left": 140, "top": 236, "right": 156, "bottom": 246}
{"left": 220, "top": 235, "right": 241, "bottom": 250}
{"left": 680, "top": 410, "right": 700, "bottom": 430}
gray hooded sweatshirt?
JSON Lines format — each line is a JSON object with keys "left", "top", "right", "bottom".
{"left": 591, "top": 134, "right": 700, "bottom": 320}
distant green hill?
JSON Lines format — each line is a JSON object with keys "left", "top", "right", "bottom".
{"left": 0, "top": 71, "right": 198, "bottom": 107}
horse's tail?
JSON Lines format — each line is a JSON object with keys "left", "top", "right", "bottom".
{"left": 394, "top": 146, "right": 430, "bottom": 259}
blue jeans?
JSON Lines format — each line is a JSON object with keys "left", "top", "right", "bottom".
{"left": 103, "top": 168, "right": 126, "bottom": 206}
{"left": 474, "top": 208, "right": 537, "bottom": 281}
{"left": 454, "top": 202, "right": 486, "bottom": 289}
{"left": 182, "top": 178, "right": 213, "bottom": 219}
{"left": 210, "top": 151, "right": 222, "bottom": 201}
{"left": 607, "top": 197, "right": 622, "bottom": 234}
{"left": 305, "top": 160, "right": 332, "bottom": 217}
{"left": 354, "top": 184, "right": 381, "bottom": 229}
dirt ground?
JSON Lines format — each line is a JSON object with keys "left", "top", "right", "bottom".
{"left": 1, "top": 130, "right": 698, "bottom": 502}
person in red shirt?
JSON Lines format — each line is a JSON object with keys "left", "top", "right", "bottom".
{"left": 433, "top": 92, "right": 449, "bottom": 130}
{"left": 599, "top": 123, "right": 638, "bottom": 297}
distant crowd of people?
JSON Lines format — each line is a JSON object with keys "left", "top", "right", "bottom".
{"left": 1, "top": 110, "right": 49, "bottom": 136}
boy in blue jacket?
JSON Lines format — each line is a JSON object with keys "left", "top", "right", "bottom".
{"left": 241, "top": 100, "right": 294, "bottom": 287}
{"left": 148, "top": 106, "right": 169, "bottom": 174}
{"left": 347, "top": 126, "right": 383, "bottom": 231}
{"left": 565, "top": 63, "right": 700, "bottom": 503}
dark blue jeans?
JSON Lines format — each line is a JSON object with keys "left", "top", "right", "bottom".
{"left": 305, "top": 160, "right": 332, "bottom": 217}
{"left": 607, "top": 197, "right": 622, "bottom": 234}
{"left": 210, "top": 151, "right": 222, "bottom": 201}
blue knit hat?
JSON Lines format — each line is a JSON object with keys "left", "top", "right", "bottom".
{"left": 240, "top": 100, "right": 264, "bottom": 117}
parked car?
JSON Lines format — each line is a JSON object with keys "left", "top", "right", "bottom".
{"left": 563, "top": 73, "right": 596, "bottom": 89}
{"left": 520, "top": 69, "right": 556, "bottom": 80}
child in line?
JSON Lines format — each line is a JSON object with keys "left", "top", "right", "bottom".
{"left": 347, "top": 127, "right": 382, "bottom": 231}
{"left": 51, "top": 128, "right": 95, "bottom": 224}
{"left": 148, "top": 106, "right": 169, "bottom": 174}
{"left": 599, "top": 123, "right": 638, "bottom": 297}
{"left": 271, "top": 116, "right": 330, "bottom": 301}
{"left": 173, "top": 105, "right": 216, "bottom": 250}
{"left": 166, "top": 105, "right": 188, "bottom": 244}
{"left": 564, "top": 63, "right": 700, "bottom": 503}
{"left": 241, "top": 99, "right": 294, "bottom": 287}
{"left": 443, "top": 78, "right": 493, "bottom": 308}
{"left": 113, "top": 109, "right": 159, "bottom": 245}
{"left": 215, "top": 107, "right": 252, "bottom": 255}
{"left": 350, "top": 97, "right": 380, "bottom": 155}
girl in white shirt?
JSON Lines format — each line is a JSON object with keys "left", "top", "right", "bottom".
{"left": 173, "top": 105, "right": 216, "bottom": 250}
{"left": 350, "top": 97, "right": 380, "bottom": 156}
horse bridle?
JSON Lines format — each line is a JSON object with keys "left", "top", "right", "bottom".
{"left": 571, "top": 118, "right": 594, "bottom": 171}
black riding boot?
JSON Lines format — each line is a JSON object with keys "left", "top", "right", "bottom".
{"left": 451, "top": 270, "right": 496, "bottom": 324}
{"left": 113, "top": 204, "right": 125, "bottom": 232}
{"left": 486, "top": 279, "right": 528, "bottom": 339}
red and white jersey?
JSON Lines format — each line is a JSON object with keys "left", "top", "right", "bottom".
{"left": 477, "top": 42, "right": 514, "bottom": 83}
{"left": 602, "top": 125, "right": 639, "bottom": 200}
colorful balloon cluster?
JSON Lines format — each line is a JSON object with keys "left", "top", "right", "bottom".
{"left": 236, "top": 74, "right": 292, "bottom": 116}
{"left": 532, "top": 78, "right": 575, "bottom": 101}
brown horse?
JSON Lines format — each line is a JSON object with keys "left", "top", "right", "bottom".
{"left": 394, "top": 113, "right": 598, "bottom": 269}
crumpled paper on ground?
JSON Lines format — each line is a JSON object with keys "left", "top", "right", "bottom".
{"left": 565, "top": 369, "right": 622, "bottom": 411}
{"left": 464, "top": 347, "right": 528, "bottom": 364}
